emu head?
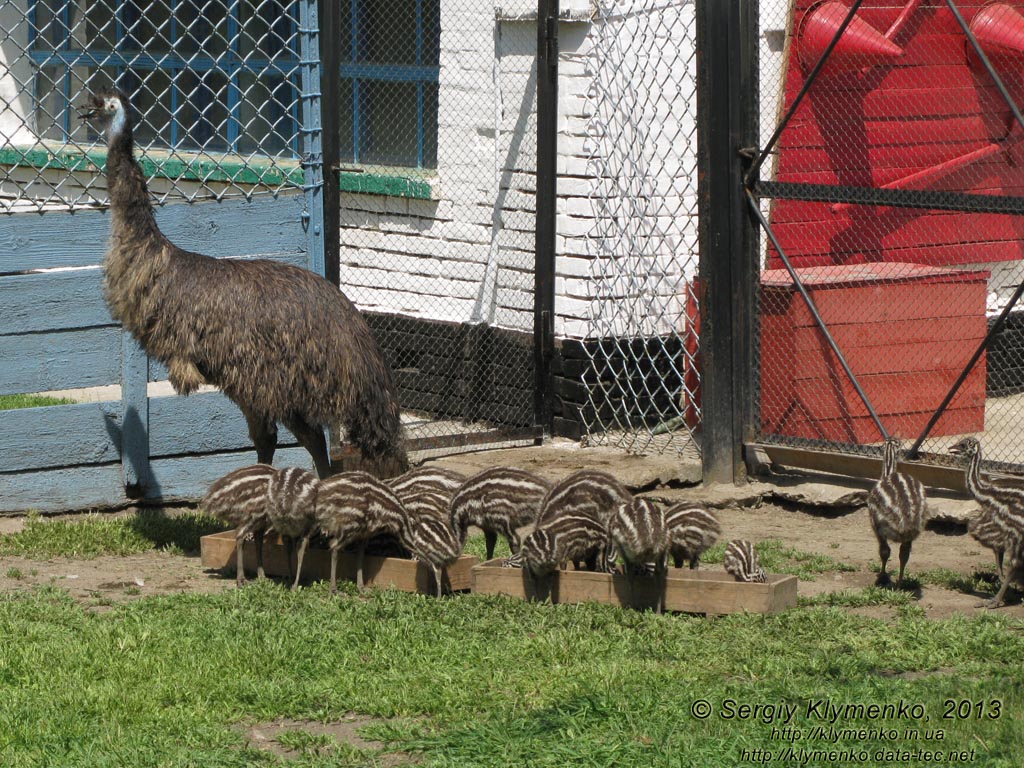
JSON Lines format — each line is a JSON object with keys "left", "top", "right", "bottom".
{"left": 78, "top": 91, "right": 131, "bottom": 140}
{"left": 949, "top": 436, "right": 981, "bottom": 460}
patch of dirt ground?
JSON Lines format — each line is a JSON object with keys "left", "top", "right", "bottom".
{"left": 243, "top": 715, "right": 417, "bottom": 765}
{"left": 0, "top": 502, "right": 1021, "bottom": 619}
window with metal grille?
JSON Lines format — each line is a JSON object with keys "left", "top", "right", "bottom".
{"left": 25, "top": 0, "right": 439, "bottom": 171}
{"left": 339, "top": 0, "right": 440, "bottom": 169}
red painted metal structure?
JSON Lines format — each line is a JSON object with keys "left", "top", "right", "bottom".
{"left": 771, "top": 0, "right": 1024, "bottom": 268}
{"left": 758, "top": 0, "right": 1024, "bottom": 442}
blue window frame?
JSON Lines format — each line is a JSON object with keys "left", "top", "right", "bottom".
{"left": 26, "top": 0, "right": 441, "bottom": 170}
{"left": 28, "top": 0, "right": 301, "bottom": 156}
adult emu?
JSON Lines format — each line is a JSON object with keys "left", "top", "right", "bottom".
{"left": 79, "top": 91, "right": 407, "bottom": 478}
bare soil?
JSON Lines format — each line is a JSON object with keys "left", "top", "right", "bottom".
{"left": 0, "top": 502, "right": 1019, "bottom": 619}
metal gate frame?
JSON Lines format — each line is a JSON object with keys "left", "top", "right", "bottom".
{"left": 695, "top": 0, "right": 1024, "bottom": 488}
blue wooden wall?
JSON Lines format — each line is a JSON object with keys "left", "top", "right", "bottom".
{"left": 0, "top": 194, "right": 317, "bottom": 514}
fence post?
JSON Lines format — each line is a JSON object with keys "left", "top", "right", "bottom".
{"left": 318, "top": 0, "right": 341, "bottom": 287}
{"left": 534, "top": 0, "right": 559, "bottom": 434}
{"left": 121, "top": 332, "right": 151, "bottom": 496}
{"left": 299, "top": 0, "right": 330, "bottom": 281}
{"left": 696, "top": 0, "right": 759, "bottom": 483}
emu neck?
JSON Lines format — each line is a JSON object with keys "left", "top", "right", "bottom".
{"left": 964, "top": 449, "right": 989, "bottom": 501}
{"left": 105, "top": 109, "right": 161, "bottom": 242}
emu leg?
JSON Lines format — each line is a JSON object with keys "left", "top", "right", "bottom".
{"left": 292, "top": 534, "right": 311, "bottom": 590}
{"left": 876, "top": 538, "right": 891, "bottom": 586}
{"left": 897, "top": 541, "right": 913, "bottom": 586}
{"left": 243, "top": 408, "right": 278, "bottom": 467}
{"left": 329, "top": 546, "right": 339, "bottom": 595}
{"left": 234, "top": 525, "right": 249, "bottom": 587}
{"left": 356, "top": 541, "right": 367, "bottom": 590}
{"left": 507, "top": 529, "right": 521, "bottom": 557}
{"left": 285, "top": 416, "right": 332, "bottom": 479}
{"left": 433, "top": 565, "right": 444, "bottom": 598}
{"left": 253, "top": 529, "right": 267, "bottom": 580}
{"left": 659, "top": 557, "right": 669, "bottom": 615}
{"left": 282, "top": 535, "right": 296, "bottom": 585}
{"left": 689, "top": 555, "right": 700, "bottom": 570}
{"left": 484, "top": 530, "right": 498, "bottom": 561}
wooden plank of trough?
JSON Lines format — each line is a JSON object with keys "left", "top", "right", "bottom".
{"left": 754, "top": 443, "right": 968, "bottom": 493}
{"left": 200, "top": 530, "right": 478, "bottom": 593}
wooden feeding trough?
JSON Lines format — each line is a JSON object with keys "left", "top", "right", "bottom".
{"left": 199, "top": 530, "right": 479, "bottom": 594}
{"left": 471, "top": 560, "right": 798, "bottom": 615}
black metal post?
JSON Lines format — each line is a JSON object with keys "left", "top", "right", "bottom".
{"left": 696, "top": 0, "right": 759, "bottom": 483}
{"left": 534, "top": 0, "right": 558, "bottom": 433}
{"left": 319, "top": 0, "right": 340, "bottom": 287}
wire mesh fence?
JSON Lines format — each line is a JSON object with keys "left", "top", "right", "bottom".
{"left": 572, "top": 0, "right": 701, "bottom": 457}
{"left": 754, "top": 0, "right": 1024, "bottom": 470}
{"left": 0, "top": 0, "right": 307, "bottom": 210}
{"left": 332, "top": 2, "right": 541, "bottom": 453}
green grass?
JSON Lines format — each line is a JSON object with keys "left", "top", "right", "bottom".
{"left": 918, "top": 567, "right": 1001, "bottom": 597}
{"left": 0, "top": 518, "right": 1021, "bottom": 766}
{"left": 0, "top": 581, "right": 1021, "bottom": 767}
{"left": 0, "top": 511, "right": 229, "bottom": 559}
{"left": 701, "top": 538, "right": 857, "bottom": 581}
{"left": 0, "top": 394, "right": 75, "bottom": 411}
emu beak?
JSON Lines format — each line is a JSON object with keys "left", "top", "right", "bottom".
{"left": 77, "top": 106, "right": 98, "bottom": 121}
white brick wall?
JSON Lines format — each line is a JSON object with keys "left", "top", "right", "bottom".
{"left": 340, "top": 0, "right": 704, "bottom": 343}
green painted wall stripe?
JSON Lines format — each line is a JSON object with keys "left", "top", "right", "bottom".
{"left": 0, "top": 147, "right": 435, "bottom": 200}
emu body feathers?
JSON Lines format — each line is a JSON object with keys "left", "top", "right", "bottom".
{"left": 85, "top": 90, "right": 406, "bottom": 477}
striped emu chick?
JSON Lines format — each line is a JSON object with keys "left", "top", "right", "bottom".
{"left": 609, "top": 498, "right": 670, "bottom": 613}
{"left": 388, "top": 466, "right": 467, "bottom": 503}
{"left": 449, "top": 466, "right": 552, "bottom": 559}
{"left": 316, "top": 471, "right": 408, "bottom": 593}
{"left": 266, "top": 466, "right": 318, "bottom": 590}
{"left": 537, "top": 469, "right": 632, "bottom": 525}
{"left": 201, "top": 464, "right": 275, "bottom": 587}
{"left": 514, "top": 513, "right": 611, "bottom": 602}
{"left": 723, "top": 540, "right": 767, "bottom": 583}
{"left": 399, "top": 490, "right": 451, "bottom": 522}
{"left": 400, "top": 515, "right": 462, "bottom": 597}
{"left": 663, "top": 503, "right": 721, "bottom": 569}
{"left": 867, "top": 437, "right": 928, "bottom": 587}
{"left": 951, "top": 436, "right": 1024, "bottom": 608}
{"left": 536, "top": 469, "right": 631, "bottom": 569}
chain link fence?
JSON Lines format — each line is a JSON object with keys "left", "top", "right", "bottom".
{"left": 334, "top": 2, "right": 541, "bottom": 453}
{"left": 0, "top": 0, "right": 307, "bottom": 210}
{"left": 571, "top": 0, "right": 701, "bottom": 457}
{"left": 755, "top": 0, "right": 1024, "bottom": 469}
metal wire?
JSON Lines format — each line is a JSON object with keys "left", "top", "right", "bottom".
{"left": 576, "top": 0, "right": 701, "bottom": 457}
{"left": 0, "top": 0, "right": 305, "bottom": 210}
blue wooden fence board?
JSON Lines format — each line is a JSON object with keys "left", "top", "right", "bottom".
{"left": 0, "top": 194, "right": 307, "bottom": 273}
{"left": 148, "top": 447, "right": 314, "bottom": 506}
{"left": 0, "top": 401, "right": 121, "bottom": 472}
{"left": 0, "top": 269, "right": 111, "bottom": 335}
{"left": 0, "top": 464, "right": 126, "bottom": 515}
{"left": 148, "top": 391, "right": 298, "bottom": 457}
{"left": 0, "top": 327, "right": 121, "bottom": 396}
{"left": 0, "top": 448, "right": 314, "bottom": 515}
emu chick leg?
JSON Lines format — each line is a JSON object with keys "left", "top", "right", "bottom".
{"left": 897, "top": 541, "right": 913, "bottom": 585}
{"left": 484, "top": 530, "right": 498, "bottom": 561}
{"left": 292, "top": 534, "right": 311, "bottom": 590}
{"left": 876, "top": 538, "right": 891, "bottom": 585}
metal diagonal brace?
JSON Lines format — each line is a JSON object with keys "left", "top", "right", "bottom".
{"left": 905, "top": 0, "right": 1024, "bottom": 457}
{"left": 745, "top": 0, "right": 867, "bottom": 187}
{"left": 909, "top": 278, "right": 1024, "bottom": 457}
{"left": 745, "top": 188, "right": 889, "bottom": 442}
